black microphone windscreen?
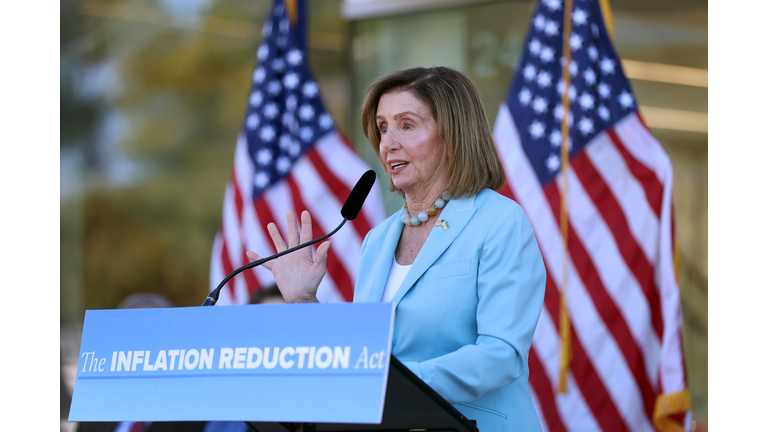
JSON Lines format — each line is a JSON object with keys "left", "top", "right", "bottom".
{"left": 341, "top": 170, "right": 376, "bottom": 220}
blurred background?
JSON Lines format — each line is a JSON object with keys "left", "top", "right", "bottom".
{"left": 60, "top": 0, "right": 707, "bottom": 429}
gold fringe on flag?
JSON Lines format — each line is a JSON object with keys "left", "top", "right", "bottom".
{"left": 653, "top": 389, "right": 692, "bottom": 432}
{"left": 557, "top": 0, "right": 574, "bottom": 394}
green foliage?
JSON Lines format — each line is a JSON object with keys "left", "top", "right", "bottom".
{"left": 62, "top": 0, "right": 268, "bottom": 315}
{"left": 62, "top": 0, "right": 352, "bottom": 316}
{"left": 61, "top": 0, "right": 107, "bottom": 168}
{"left": 78, "top": 160, "right": 229, "bottom": 310}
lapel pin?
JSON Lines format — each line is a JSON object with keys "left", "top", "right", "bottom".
{"left": 435, "top": 219, "right": 449, "bottom": 231}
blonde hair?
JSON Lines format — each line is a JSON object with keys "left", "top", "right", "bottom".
{"left": 361, "top": 67, "right": 505, "bottom": 198}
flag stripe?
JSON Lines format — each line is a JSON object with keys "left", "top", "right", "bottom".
{"left": 229, "top": 170, "right": 261, "bottom": 296}
{"left": 216, "top": 249, "right": 236, "bottom": 305}
{"left": 529, "top": 350, "right": 566, "bottom": 432}
{"left": 528, "top": 271, "right": 569, "bottom": 432}
{"left": 312, "top": 131, "right": 384, "bottom": 239}
{"left": 306, "top": 148, "right": 354, "bottom": 217}
{"left": 611, "top": 115, "right": 670, "bottom": 207}
{"left": 570, "top": 323, "right": 632, "bottom": 432}
{"left": 528, "top": 383, "right": 550, "bottom": 432}
{"left": 316, "top": 275, "right": 345, "bottom": 303}
{"left": 656, "top": 186, "right": 687, "bottom": 396}
{"left": 543, "top": 183, "right": 657, "bottom": 427}
{"left": 607, "top": 129, "right": 663, "bottom": 219}
{"left": 316, "top": 131, "right": 386, "bottom": 234}
{"left": 497, "top": 181, "right": 516, "bottom": 202}
{"left": 541, "top": 261, "right": 629, "bottom": 432}
{"left": 222, "top": 182, "right": 249, "bottom": 302}
{"left": 571, "top": 148, "right": 664, "bottom": 340}
{"left": 614, "top": 113, "right": 672, "bottom": 183}
{"left": 233, "top": 170, "right": 245, "bottom": 223}
{"left": 584, "top": 135, "right": 660, "bottom": 266}
{"left": 565, "top": 160, "right": 661, "bottom": 386}
{"left": 531, "top": 271, "right": 603, "bottom": 432}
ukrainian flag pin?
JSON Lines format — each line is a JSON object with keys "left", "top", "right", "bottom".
{"left": 435, "top": 219, "right": 449, "bottom": 231}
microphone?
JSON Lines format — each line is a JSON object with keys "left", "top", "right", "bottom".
{"left": 341, "top": 169, "right": 375, "bottom": 220}
{"left": 202, "top": 170, "right": 377, "bottom": 306}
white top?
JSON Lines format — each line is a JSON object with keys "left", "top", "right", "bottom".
{"left": 381, "top": 257, "right": 411, "bottom": 303}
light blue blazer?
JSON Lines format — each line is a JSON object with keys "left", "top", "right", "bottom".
{"left": 353, "top": 189, "right": 546, "bottom": 432}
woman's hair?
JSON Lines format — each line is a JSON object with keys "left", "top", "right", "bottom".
{"left": 361, "top": 66, "right": 505, "bottom": 198}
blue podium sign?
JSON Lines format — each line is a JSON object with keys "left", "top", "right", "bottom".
{"left": 69, "top": 303, "right": 395, "bottom": 423}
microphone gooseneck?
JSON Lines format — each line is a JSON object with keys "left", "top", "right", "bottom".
{"left": 203, "top": 170, "right": 376, "bottom": 306}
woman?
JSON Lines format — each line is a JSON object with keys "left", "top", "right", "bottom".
{"left": 246, "top": 67, "right": 546, "bottom": 432}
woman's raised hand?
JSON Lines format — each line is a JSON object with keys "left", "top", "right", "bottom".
{"left": 245, "top": 210, "right": 331, "bottom": 303}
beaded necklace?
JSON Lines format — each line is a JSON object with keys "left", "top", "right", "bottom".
{"left": 400, "top": 191, "right": 451, "bottom": 227}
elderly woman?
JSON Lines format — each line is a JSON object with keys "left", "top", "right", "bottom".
{"left": 247, "top": 67, "right": 546, "bottom": 432}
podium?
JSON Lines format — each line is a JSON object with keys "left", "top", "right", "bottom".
{"left": 69, "top": 304, "right": 479, "bottom": 432}
{"left": 247, "top": 355, "right": 479, "bottom": 432}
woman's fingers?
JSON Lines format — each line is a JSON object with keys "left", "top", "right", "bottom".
{"left": 300, "top": 211, "right": 313, "bottom": 245}
{"left": 246, "top": 250, "right": 274, "bottom": 271}
{"left": 267, "top": 222, "right": 287, "bottom": 252}
{"left": 248, "top": 211, "right": 327, "bottom": 292}
{"left": 314, "top": 241, "right": 331, "bottom": 269}
{"left": 285, "top": 210, "right": 300, "bottom": 248}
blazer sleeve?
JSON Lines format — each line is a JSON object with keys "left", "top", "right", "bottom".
{"left": 401, "top": 202, "right": 546, "bottom": 404}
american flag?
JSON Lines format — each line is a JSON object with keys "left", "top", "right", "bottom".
{"left": 209, "top": 0, "right": 384, "bottom": 305}
{"left": 492, "top": 0, "right": 691, "bottom": 430}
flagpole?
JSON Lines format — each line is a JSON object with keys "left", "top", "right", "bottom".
{"left": 597, "top": 0, "right": 615, "bottom": 40}
{"left": 557, "top": 0, "right": 574, "bottom": 394}
{"left": 556, "top": 0, "right": 617, "bottom": 395}
{"left": 285, "top": 0, "right": 298, "bottom": 26}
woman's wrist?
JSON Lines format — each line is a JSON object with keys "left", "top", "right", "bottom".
{"left": 284, "top": 292, "right": 320, "bottom": 303}
{"left": 296, "top": 295, "right": 320, "bottom": 303}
